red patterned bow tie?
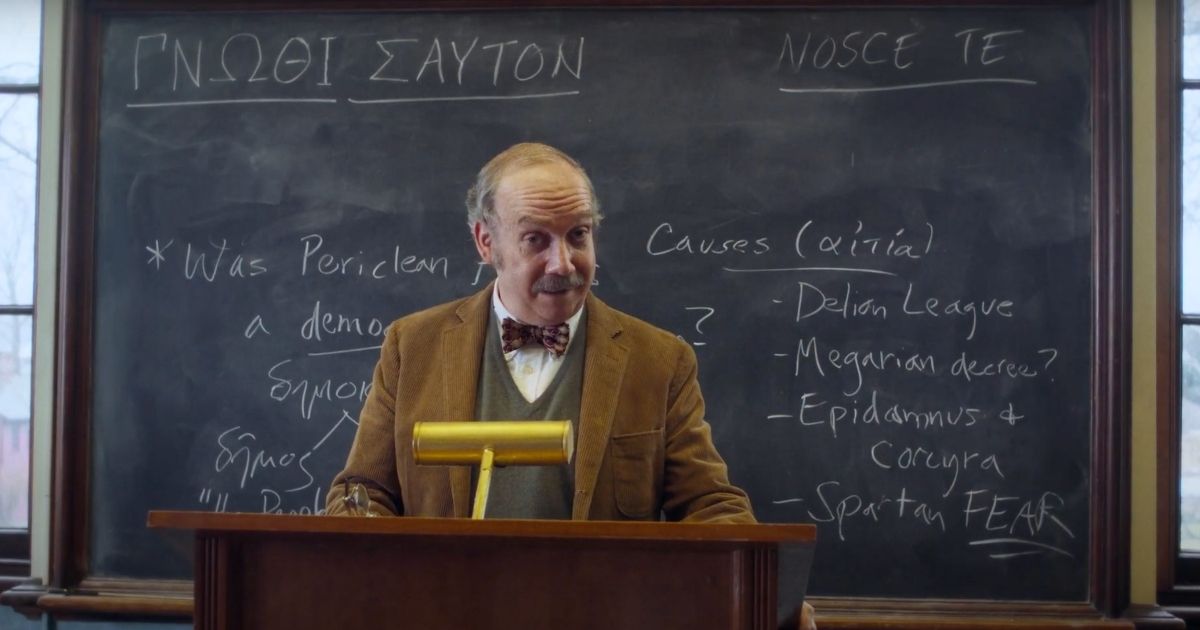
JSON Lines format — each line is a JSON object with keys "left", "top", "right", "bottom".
{"left": 501, "top": 317, "right": 570, "bottom": 358}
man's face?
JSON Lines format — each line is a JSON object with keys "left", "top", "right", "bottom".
{"left": 472, "top": 161, "right": 597, "bottom": 326}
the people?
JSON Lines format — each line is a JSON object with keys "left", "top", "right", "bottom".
{"left": 325, "top": 142, "right": 754, "bottom": 523}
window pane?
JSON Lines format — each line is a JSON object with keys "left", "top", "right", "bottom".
{"left": 1187, "top": 0, "right": 1200, "bottom": 80}
{"left": 0, "top": 0, "right": 40, "bottom": 85}
{"left": 0, "top": 315, "right": 30, "bottom": 529}
{"left": 1182, "top": 90, "right": 1200, "bottom": 313}
{"left": 0, "top": 93, "right": 37, "bottom": 306}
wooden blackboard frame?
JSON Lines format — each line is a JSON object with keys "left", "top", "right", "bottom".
{"left": 5, "top": 0, "right": 1135, "bottom": 626}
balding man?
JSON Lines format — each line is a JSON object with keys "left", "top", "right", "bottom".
{"left": 327, "top": 142, "right": 753, "bottom": 522}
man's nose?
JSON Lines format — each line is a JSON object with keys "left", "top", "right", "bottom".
{"left": 546, "top": 239, "right": 575, "bottom": 275}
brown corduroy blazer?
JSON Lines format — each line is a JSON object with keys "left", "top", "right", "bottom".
{"left": 325, "top": 285, "right": 754, "bottom": 523}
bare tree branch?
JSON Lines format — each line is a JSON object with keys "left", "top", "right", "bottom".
{"left": 0, "top": 97, "right": 35, "bottom": 164}
{"left": 0, "top": 134, "right": 35, "bottom": 163}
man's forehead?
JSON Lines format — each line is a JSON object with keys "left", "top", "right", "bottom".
{"left": 496, "top": 161, "right": 587, "bottom": 192}
{"left": 512, "top": 208, "right": 595, "bottom": 227}
{"left": 493, "top": 162, "right": 593, "bottom": 225}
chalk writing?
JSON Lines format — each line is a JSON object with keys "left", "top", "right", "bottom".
{"left": 299, "top": 233, "right": 449, "bottom": 279}
{"left": 267, "top": 360, "right": 372, "bottom": 420}
{"left": 368, "top": 36, "right": 584, "bottom": 86}
{"left": 214, "top": 426, "right": 316, "bottom": 492}
{"left": 126, "top": 30, "right": 584, "bottom": 107}
{"left": 104, "top": 12, "right": 1091, "bottom": 597}
{"left": 776, "top": 31, "right": 921, "bottom": 72}
{"left": 645, "top": 222, "right": 771, "bottom": 257}
{"left": 774, "top": 26, "right": 1036, "bottom": 94}
{"left": 775, "top": 481, "right": 1076, "bottom": 561}
{"left": 133, "top": 32, "right": 336, "bottom": 92}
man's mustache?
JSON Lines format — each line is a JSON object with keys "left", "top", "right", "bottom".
{"left": 533, "top": 273, "right": 586, "bottom": 293}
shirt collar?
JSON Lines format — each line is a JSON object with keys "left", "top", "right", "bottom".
{"left": 492, "top": 284, "right": 585, "bottom": 358}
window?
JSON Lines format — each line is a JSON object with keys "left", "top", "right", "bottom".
{"left": 1178, "top": 0, "right": 1200, "bottom": 555}
{"left": 0, "top": 0, "right": 41, "bottom": 586}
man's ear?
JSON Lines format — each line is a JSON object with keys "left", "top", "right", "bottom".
{"left": 472, "top": 220, "right": 494, "bottom": 264}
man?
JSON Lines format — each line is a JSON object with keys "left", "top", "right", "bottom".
{"left": 325, "top": 142, "right": 753, "bottom": 522}
{"left": 327, "top": 143, "right": 819, "bottom": 628}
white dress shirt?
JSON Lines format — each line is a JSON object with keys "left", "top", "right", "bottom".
{"left": 492, "top": 286, "right": 584, "bottom": 403}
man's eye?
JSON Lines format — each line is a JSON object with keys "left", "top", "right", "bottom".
{"left": 523, "top": 234, "right": 544, "bottom": 246}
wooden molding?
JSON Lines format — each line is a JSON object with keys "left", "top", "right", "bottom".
{"left": 1158, "top": 604, "right": 1200, "bottom": 627}
{"left": 1090, "top": 0, "right": 1134, "bottom": 616}
{"left": 1156, "top": 0, "right": 1185, "bottom": 595}
{"left": 809, "top": 598, "right": 1130, "bottom": 629}
{"left": 35, "top": 594, "right": 190, "bottom": 619}
{"left": 1120, "top": 604, "right": 1185, "bottom": 630}
{"left": 51, "top": 0, "right": 97, "bottom": 592}
{"left": 2, "top": 578, "right": 190, "bottom": 620}
{"left": 0, "top": 581, "right": 47, "bottom": 620}
{"left": 814, "top": 617, "right": 1131, "bottom": 630}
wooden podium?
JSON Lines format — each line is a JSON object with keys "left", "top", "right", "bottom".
{"left": 148, "top": 511, "right": 816, "bottom": 630}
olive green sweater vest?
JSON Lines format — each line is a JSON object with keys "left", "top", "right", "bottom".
{"left": 474, "top": 309, "right": 586, "bottom": 519}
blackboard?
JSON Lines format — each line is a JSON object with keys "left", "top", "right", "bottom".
{"left": 88, "top": 5, "right": 1097, "bottom": 601}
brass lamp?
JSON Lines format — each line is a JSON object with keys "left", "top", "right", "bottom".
{"left": 412, "top": 420, "right": 574, "bottom": 519}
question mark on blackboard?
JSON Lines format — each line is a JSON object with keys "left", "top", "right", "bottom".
{"left": 683, "top": 306, "right": 715, "bottom": 347}
{"left": 1037, "top": 348, "right": 1058, "bottom": 371}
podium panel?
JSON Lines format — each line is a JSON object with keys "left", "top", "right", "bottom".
{"left": 151, "top": 512, "right": 815, "bottom": 630}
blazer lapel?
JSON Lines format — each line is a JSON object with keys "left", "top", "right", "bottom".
{"left": 441, "top": 284, "right": 491, "bottom": 517}
{"left": 572, "top": 295, "right": 628, "bottom": 519}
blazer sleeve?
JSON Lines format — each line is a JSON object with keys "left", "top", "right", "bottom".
{"left": 325, "top": 323, "right": 405, "bottom": 516}
{"left": 659, "top": 341, "right": 757, "bottom": 524}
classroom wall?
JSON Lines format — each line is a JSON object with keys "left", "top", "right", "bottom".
{"left": 1130, "top": 0, "right": 1159, "bottom": 607}
{"left": 7, "top": 0, "right": 1166, "bottom": 626}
